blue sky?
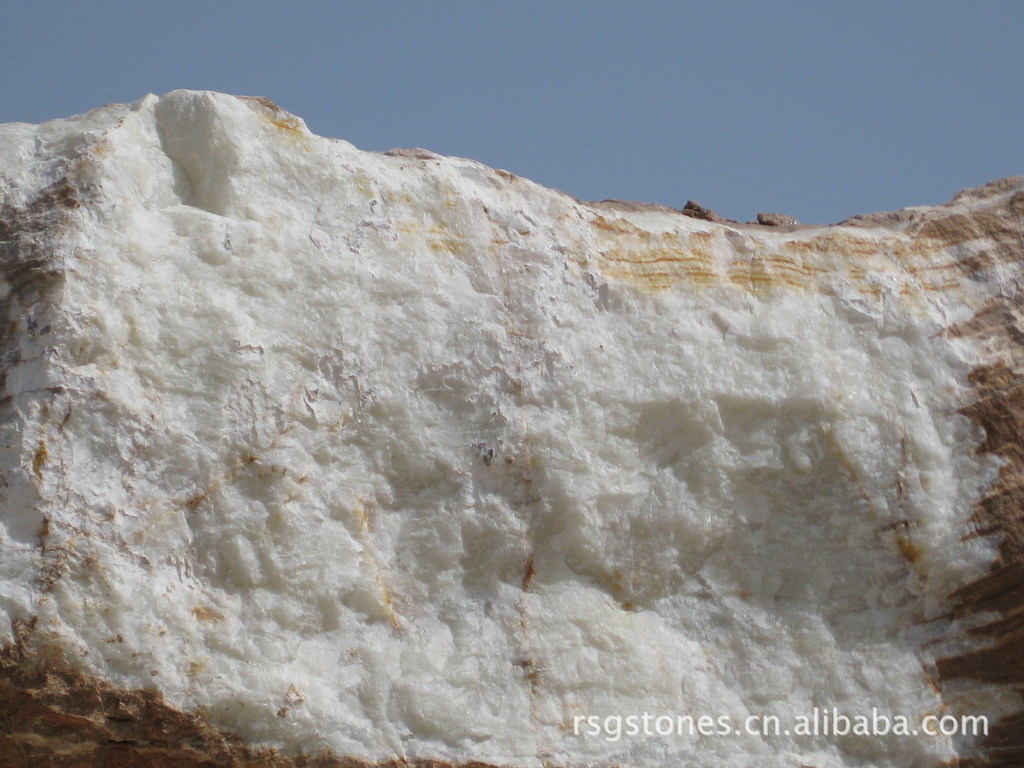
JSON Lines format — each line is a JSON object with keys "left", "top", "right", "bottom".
{"left": 3, "top": 2, "right": 1022, "bottom": 223}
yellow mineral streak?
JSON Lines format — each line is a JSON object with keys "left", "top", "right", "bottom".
{"left": 588, "top": 213, "right": 972, "bottom": 297}
{"left": 353, "top": 498, "right": 403, "bottom": 631}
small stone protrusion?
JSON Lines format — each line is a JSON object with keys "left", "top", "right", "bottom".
{"left": 681, "top": 200, "right": 725, "bottom": 222}
{"left": 756, "top": 211, "right": 799, "bottom": 227}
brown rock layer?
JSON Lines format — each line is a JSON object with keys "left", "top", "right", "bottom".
{"left": 902, "top": 180, "right": 1024, "bottom": 768}
{"left": 0, "top": 631, "right": 505, "bottom": 768}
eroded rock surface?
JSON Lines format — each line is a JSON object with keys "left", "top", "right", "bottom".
{"left": 1, "top": 91, "right": 1023, "bottom": 767}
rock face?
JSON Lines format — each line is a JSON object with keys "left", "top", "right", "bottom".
{"left": 1, "top": 91, "right": 1023, "bottom": 768}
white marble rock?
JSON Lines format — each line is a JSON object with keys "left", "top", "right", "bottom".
{"left": 1, "top": 91, "right": 1023, "bottom": 768}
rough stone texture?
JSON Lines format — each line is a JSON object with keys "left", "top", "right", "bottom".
{"left": 755, "top": 212, "right": 799, "bottom": 227}
{"left": 680, "top": 200, "right": 727, "bottom": 222}
{"left": 1, "top": 91, "right": 1023, "bottom": 767}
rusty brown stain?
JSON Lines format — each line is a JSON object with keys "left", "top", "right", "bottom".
{"left": 237, "top": 95, "right": 284, "bottom": 113}
{"left": 521, "top": 553, "right": 535, "bottom": 592}
{"left": 427, "top": 237, "right": 469, "bottom": 255}
{"left": 183, "top": 491, "right": 208, "bottom": 512}
{"left": 236, "top": 95, "right": 308, "bottom": 142}
{"left": 32, "top": 440, "right": 47, "bottom": 479}
{"left": 190, "top": 605, "right": 225, "bottom": 623}
{"left": 591, "top": 214, "right": 641, "bottom": 236}
{"left": 895, "top": 531, "right": 924, "bottom": 567}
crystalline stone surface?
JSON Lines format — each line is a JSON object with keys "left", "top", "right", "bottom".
{"left": 1, "top": 91, "right": 1023, "bottom": 767}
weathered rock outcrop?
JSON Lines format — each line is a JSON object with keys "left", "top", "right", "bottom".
{"left": 1, "top": 91, "right": 1023, "bottom": 767}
